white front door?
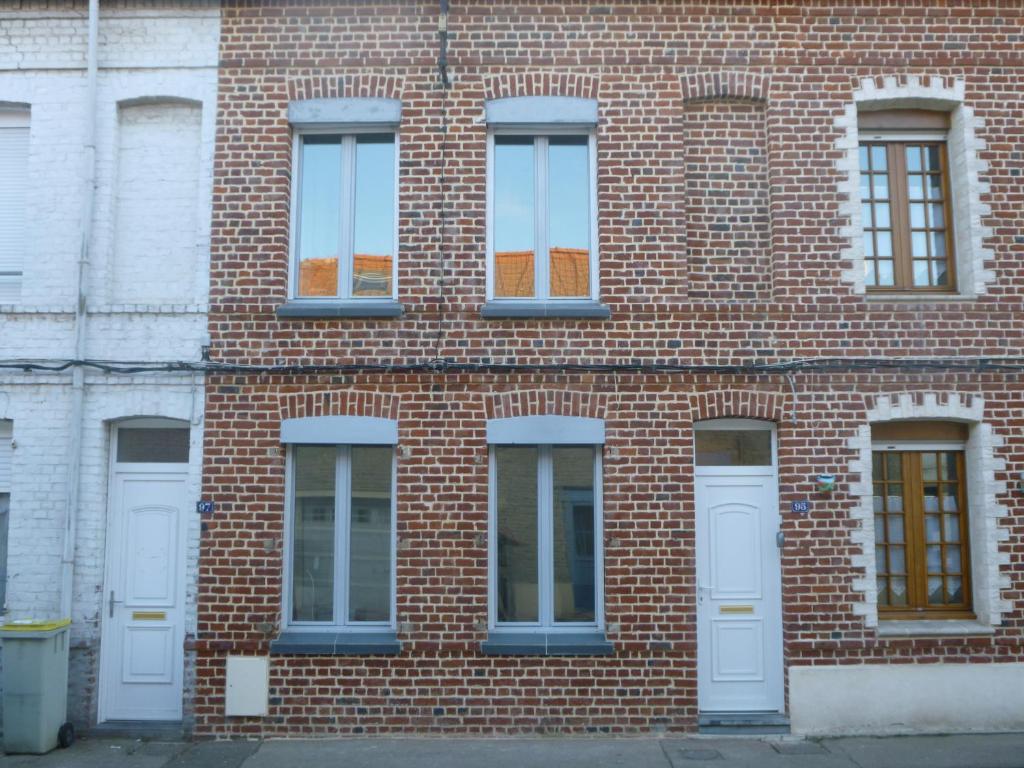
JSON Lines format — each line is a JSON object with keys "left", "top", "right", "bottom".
{"left": 99, "top": 424, "right": 189, "bottom": 722}
{"left": 695, "top": 421, "right": 783, "bottom": 713}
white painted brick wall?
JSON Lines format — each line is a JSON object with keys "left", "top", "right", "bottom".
{"left": 0, "top": 1, "right": 218, "bottom": 732}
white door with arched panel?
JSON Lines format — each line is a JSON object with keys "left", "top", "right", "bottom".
{"left": 99, "top": 420, "right": 190, "bottom": 723}
{"left": 695, "top": 420, "right": 783, "bottom": 713}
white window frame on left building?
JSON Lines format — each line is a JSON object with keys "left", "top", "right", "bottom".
{"left": 0, "top": 107, "right": 30, "bottom": 302}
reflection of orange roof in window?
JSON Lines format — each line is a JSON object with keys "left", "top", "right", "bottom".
{"left": 298, "top": 256, "right": 338, "bottom": 297}
{"left": 298, "top": 254, "right": 393, "bottom": 297}
{"left": 494, "top": 248, "right": 589, "bottom": 298}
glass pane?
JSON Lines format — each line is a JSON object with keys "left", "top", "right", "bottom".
{"left": 877, "top": 577, "right": 889, "bottom": 606}
{"left": 859, "top": 174, "right": 871, "bottom": 200}
{"left": 695, "top": 429, "right": 772, "bottom": 466}
{"left": 946, "top": 576, "right": 963, "bottom": 603}
{"left": 876, "top": 231, "right": 893, "bottom": 257}
{"left": 922, "top": 453, "right": 938, "bottom": 481}
{"left": 887, "top": 514, "right": 904, "bottom": 544}
{"left": 297, "top": 136, "right": 342, "bottom": 297}
{"left": 934, "top": 262, "right": 949, "bottom": 286}
{"left": 930, "top": 203, "right": 944, "bottom": 229}
{"left": 913, "top": 260, "right": 931, "bottom": 286}
{"left": 873, "top": 493, "right": 883, "bottom": 514}
{"left": 552, "top": 446, "right": 596, "bottom": 623}
{"left": 875, "top": 546, "right": 886, "bottom": 572}
{"left": 873, "top": 173, "right": 889, "bottom": 199}
{"left": 872, "top": 453, "right": 883, "bottom": 476}
{"left": 863, "top": 232, "right": 875, "bottom": 258}
{"left": 928, "top": 174, "right": 944, "bottom": 200}
{"left": 890, "top": 577, "right": 907, "bottom": 606}
{"left": 926, "top": 544, "right": 942, "bottom": 573}
{"left": 931, "top": 232, "right": 947, "bottom": 258}
{"left": 905, "top": 145, "right": 922, "bottom": 172}
{"left": 494, "top": 136, "right": 536, "bottom": 298}
{"left": 877, "top": 259, "right": 894, "bottom": 286}
{"left": 944, "top": 547, "right": 961, "bottom": 574}
{"left": 912, "top": 231, "right": 928, "bottom": 258}
{"left": 495, "top": 446, "right": 539, "bottom": 622}
{"left": 923, "top": 486, "right": 940, "bottom": 512}
{"left": 886, "top": 489, "right": 903, "bottom": 512}
{"left": 548, "top": 136, "right": 591, "bottom": 298}
{"left": 861, "top": 203, "right": 873, "bottom": 226}
{"left": 885, "top": 453, "right": 902, "bottom": 480}
{"left": 943, "top": 514, "right": 961, "bottom": 542}
{"left": 859, "top": 145, "right": 870, "bottom": 167}
{"left": 864, "top": 259, "right": 876, "bottom": 286}
{"left": 889, "top": 546, "right": 905, "bottom": 574}
{"left": 942, "top": 453, "right": 959, "bottom": 481}
{"left": 875, "top": 203, "right": 891, "bottom": 229}
{"left": 874, "top": 514, "right": 885, "bottom": 541}
{"left": 352, "top": 135, "right": 395, "bottom": 297}
{"left": 925, "top": 515, "right": 941, "bottom": 543}
{"left": 940, "top": 491, "right": 958, "bottom": 513}
{"left": 292, "top": 446, "right": 336, "bottom": 622}
{"left": 909, "top": 203, "right": 926, "bottom": 229}
{"left": 117, "top": 427, "right": 190, "bottom": 463}
{"left": 927, "top": 576, "right": 943, "bottom": 604}
{"left": 871, "top": 145, "right": 887, "bottom": 169}
{"left": 348, "top": 446, "right": 392, "bottom": 622}
{"left": 907, "top": 174, "right": 923, "bottom": 199}
{"left": 925, "top": 145, "right": 941, "bottom": 171}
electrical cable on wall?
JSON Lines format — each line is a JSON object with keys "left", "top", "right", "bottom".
{"left": 4, "top": 356, "right": 1024, "bottom": 378}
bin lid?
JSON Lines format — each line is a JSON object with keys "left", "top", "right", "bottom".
{"left": 0, "top": 618, "right": 71, "bottom": 633}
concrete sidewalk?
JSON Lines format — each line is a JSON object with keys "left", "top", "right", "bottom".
{"left": 2, "top": 733, "right": 1024, "bottom": 768}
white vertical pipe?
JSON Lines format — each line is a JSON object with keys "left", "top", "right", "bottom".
{"left": 60, "top": 0, "right": 99, "bottom": 620}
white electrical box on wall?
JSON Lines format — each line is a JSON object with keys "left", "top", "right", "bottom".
{"left": 224, "top": 655, "right": 269, "bottom": 717}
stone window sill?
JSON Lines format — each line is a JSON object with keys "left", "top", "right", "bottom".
{"left": 277, "top": 300, "right": 404, "bottom": 319}
{"left": 480, "top": 631, "right": 613, "bottom": 656}
{"left": 481, "top": 300, "right": 611, "bottom": 319}
{"left": 270, "top": 630, "right": 401, "bottom": 655}
{"left": 864, "top": 293, "right": 975, "bottom": 303}
{"left": 877, "top": 619, "right": 994, "bottom": 638}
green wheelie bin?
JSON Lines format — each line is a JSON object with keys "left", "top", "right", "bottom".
{"left": 0, "top": 619, "right": 74, "bottom": 754}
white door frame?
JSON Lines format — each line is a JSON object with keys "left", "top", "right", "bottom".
{"left": 694, "top": 419, "right": 784, "bottom": 714}
{"left": 98, "top": 420, "right": 189, "bottom": 723}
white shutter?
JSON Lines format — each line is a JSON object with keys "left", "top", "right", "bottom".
{"left": 0, "top": 421, "right": 12, "bottom": 493}
{"left": 0, "top": 110, "right": 30, "bottom": 302}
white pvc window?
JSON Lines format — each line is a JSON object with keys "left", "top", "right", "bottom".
{"left": 0, "top": 109, "right": 29, "bottom": 302}
{"left": 489, "top": 444, "right": 603, "bottom": 630}
{"left": 487, "top": 130, "right": 598, "bottom": 301}
{"left": 285, "top": 445, "right": 396, "bottom": 630}
{"left": 290, "top": 131, "right": 398, "bottom": 301}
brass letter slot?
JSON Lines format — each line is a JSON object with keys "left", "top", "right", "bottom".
{"left": 719, "top": 605, "right": 754, "bottom": 615}
{"left": 132, "top": 611, "right": 167, "bottom": 621}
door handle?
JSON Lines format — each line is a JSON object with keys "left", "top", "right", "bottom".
{"left": 108, "top": 590, "right": 123, "bottom": 618}
{"left": 697, "top": 581, "right": 713, "bottom": 604}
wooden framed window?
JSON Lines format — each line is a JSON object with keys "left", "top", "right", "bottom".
{"left": 859, "top": 110, "right": 955, "bottom": 292}
{"left": 872, "top": 448, "right": 972, "bottom": 618}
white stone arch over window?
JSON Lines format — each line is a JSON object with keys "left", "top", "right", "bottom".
{"left": 847, "top": 392, "right": 1011, "bottom": 631}
{"left": 835, "top": 76, "right": 994, "bottom": 296}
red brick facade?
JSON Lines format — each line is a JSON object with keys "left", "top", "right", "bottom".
{"left": 198, "top": 0, "right": 1024, "bottom": 736}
